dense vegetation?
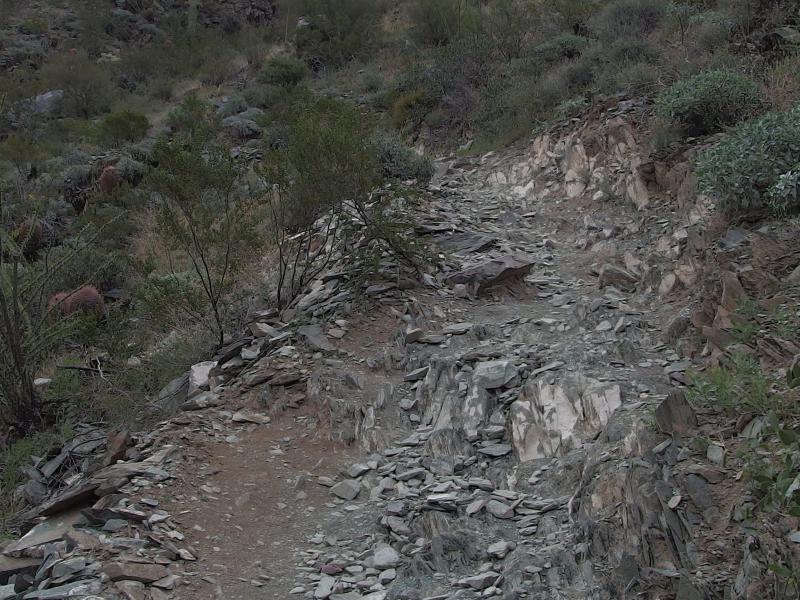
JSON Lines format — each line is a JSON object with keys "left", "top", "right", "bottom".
{"left": 1, "top": 0, "right": 799, "bottom": 526}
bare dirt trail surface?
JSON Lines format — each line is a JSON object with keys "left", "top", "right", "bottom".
{"left": 154, "top": 124, "right": 699, "bottom": 599}
{"left": 4, "top": 107, "right": 775, "bottom": 600}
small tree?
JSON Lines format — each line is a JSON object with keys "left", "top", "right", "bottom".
{"left": 147, "top": 108, "right": 265, "bottom": 346}
{"left": 262, "top": 97, "right": 426, "bottom": 308}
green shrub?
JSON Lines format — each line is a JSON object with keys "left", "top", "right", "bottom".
{"left": 371, "top": 133, "right": 434, "bottom": 182}
{"left": 533, "top": 34, "right": 591, "bottom": 64}
{"left": 655, "top": 70, "right": 764, "bottom": 135}
{"left": 293, "top": 0, "right": 385, "bottom": 67}
{"left": 590, "top": 0, "right": 666, "bottom": 41}
{"left": 97, "top": 110, "right": 150, "bottom": 145}
{"left": 18, "top": 17, "right": 49, "bottom": 35}
{"left": 36, "top": 53, "right": 114, "bottom": 118}
{"left": 408, "top": 0, "right": 479, "bottom": 47}
{"left": 260, "top": 55, "right": 308, "bottom": 87}
{"left": 690, "top": 10, "right": 733, "bottom": 51}
{"left": 696, "top": 106, "right": 800, "bottom": 216}
{"left": 767, "top": 165, "right": 800, "bottom": 216}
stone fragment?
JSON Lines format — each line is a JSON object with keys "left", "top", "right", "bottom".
{"left": 477, "top": 444, "right": 512, "bottom": 458}
{"left": 231, "top": 411, "right": 271, "bottom": 424}
{"left": 472, "top": 360, "right": 517, "bottom": 389}
{"left": 443, "top": 322, "right": 473, "bottom": 335}
{"left": 597, "top": 264, "right": 638, "bottom": 290}
{"left": 404, "top": 366, "right": 429, "bottom": 382}
{"left": 372, "top": 545, "right": 400, "bottom": 569}
{"left": 180, "top": 391, "right": 221, "bottom": 411}
{"left": 314, "top": 575, "right": 335, "bottom": 599}
{"left": 104, "top": 562, "right": 169, "bottom": 583}
{"left": 447, "top": 254, "right": 534, "bottom": 292}
{"left": 346, "top": 464, "right": 371, "bottom": 478}
{"left": 654, "top": 391, "right": 697, "bottom": 435}
{"left": 330, "top": 480, "right": 361, "bottom": 501}
{"left": 298, "top": 325, "right": 335, "bottom": 352}
{"left": 487, "top": 540, "right": 514, "bottom": 559}
{"left": 188, "top": 361, "right": 217, "bottom": 397}
{"left": 486, "top": 500, "right": 514, "bottom": 519}
{"left": 511, "top": 377, "right": 621, "bottom": 460}
{"left": 460, "top": 571, "right": 500, "bottom": 590}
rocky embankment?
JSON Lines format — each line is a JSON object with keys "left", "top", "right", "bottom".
{"left": 3, "top": 102, "right": 799, "bottom": 599}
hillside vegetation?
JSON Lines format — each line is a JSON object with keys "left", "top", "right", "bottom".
{"left": 0, "top": 0, "right": 799, "bottom": 532}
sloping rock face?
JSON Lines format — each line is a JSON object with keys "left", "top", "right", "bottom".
{"left": 510, "top": 377, "right": 622, "bottom": 460}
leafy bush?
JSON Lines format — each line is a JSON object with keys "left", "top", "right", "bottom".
{"left": 655, "top": 70, "right": 764, "bottom": 135}
{"left": 371, "top": 133, "right": 434, "bottom": 182}
{"left": 589, "top": 0, "right": 666, "bottom": 41}
{"left": 697, "top": 106, "right": 800, "bottom": 216}
{"left": 409, "top": 0, "right": 478, "bottom": 47}
{"left": 293, "top": 0, "right": 385, "bottom": 67}
{"left": 690, "top": 10, "right": 733, "bottom": 51}
{"left": 36, "top": 53, "right": 114, "bottom": 118}
{"left": 767, "top": 52, "right": 800, "bottom": 111}
{"left": 96, "top": 110, "right": 150, "bottom": 145}
{"left": 260, "top": 55, "right": 308, "bottom": 87}
{"left": 533, "top": 34, "right": 591, "bottom": 64}
{"left": 18, "top": 17, "right": 49, "bottom": 35}
{"left": 767, "top": 165, "right": 800, "bottom": 215}
{"left": 147, "top": 120, "right": 266, "bottom": 345}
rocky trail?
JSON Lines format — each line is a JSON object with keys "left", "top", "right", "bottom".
{"left": 3, "top": 105, "right": 795, "bottom": 600}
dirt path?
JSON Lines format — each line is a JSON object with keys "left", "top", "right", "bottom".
{"left": 146, "top": 137, "right": 693, "bottom": 599}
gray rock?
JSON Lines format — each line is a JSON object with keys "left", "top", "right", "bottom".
{"left": 487, "top": 540, "right": 514, "bottom": 559}
{"left": 486, "top": 500, "right": 514, "bottom": 519}
{"left": 443, "top": 322, "right": 473, "bottom": 335}
{"left": 472, "top": 360, "right": 517, "bottom": 389}
{"left": 447, "top": 254, "right": 534, "bottom": 292}
{"left": 298, "top": 325, "right": 335, "bottom": 352}
{"left": 314, "top": 575, "right": 336, "bottom": 599}
{"left": 459, "top": 571, "right": 500, "bottom": 590}
{"left": 102, "top": 518, "right": 128, "bottom": 532}
{"left": 597, "top": 264, "right": 638, "bottom": 290}
{"left": 346, "top": 463, "right": 371, "bottom": 478}
{"left": 181, "top": 390, "right": 221, "bottom": 411}
{"left": 372, "top": 544, "right": 400, "bottom": 569}
{"left": 404, "top": 366, "right": 430, "bottom": 382}
{"left": 706, "top": 444, "right": 725, "bottom": 466}
{"left": 478, "top": 443, "right": 512, "bottom": 458}
{"left": 330, "top": 479, "right": 361, "bottom": 500}
{"left": 654, "top": 391, "right": 697, "bottom": 435}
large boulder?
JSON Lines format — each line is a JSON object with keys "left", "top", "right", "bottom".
{"left": 510, "top": 376, "right": 622, "bottom": 461}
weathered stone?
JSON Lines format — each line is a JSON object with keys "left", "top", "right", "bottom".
{"left": 486, "top": 500, "right": 514, "bottom": 519}
{"left": 104, "top": 562, "right": 169, "bottom": 583}
{"left": 443, "top": 322, "right": 474, "bottom": 335}
{"left": 0, "top": 556, "right": 39, "bottom": 584}
{"left": 180, "top": 390, "right": 221, "bottom": 411}
{"left": 511, "top": 377, "right": 622, "bottom": 460}
{"left": 298, "top": 325, "right": 335, "bottom": 352}
{"left": 403, "top": 366, "right": 429, "bottom": 382}
{"left": 330, "top": 479, "right": 361, "bottom": 500}
{"left": 478, "top": 444, "right": 512, "bottom": 458}
{"left": 104, "top": 429, "right": 132, "bottom": 466}
{"left": 654, "top": 391, "right": 697, "bottom": 435}
{"left": 188, "top": 361, "right": 217, "bottom": 397}
{"left": 720, "top": 271, "right": 746, "bottom": 312}
{"left": 487, "top": 540, "right": 514, "bottom": 559}
{"left": 598, "top": 264, "right": 638, "bottom": 290}
{"left": 447, "top": 254, "right": 534, "bottom": 292}
{"left": 459, "top": 570, "right": 500, "bottom": 590}
{"left": 314, "top": 575, "right": 335, "bottom": 599}
{"left": 472, "top": 360, "right": 517, "bottom": 389}
{"left": 372, "top": 544, "right": 400, "bottom": 569}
